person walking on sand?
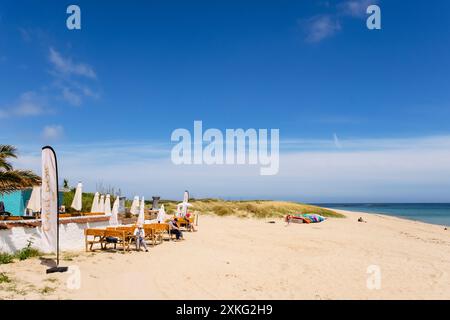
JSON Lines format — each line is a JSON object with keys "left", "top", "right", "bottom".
{"left": 134, "top": 224, "right": 149, "bottom": 252}
{"left": 168, "top": 218, "right": 184, "bottom": 240}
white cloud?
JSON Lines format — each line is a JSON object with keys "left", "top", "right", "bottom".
{"left": 48, "top": 47, "right": 100, "bottom": 106}
{"left": 10, "top": 135, "right": 450, "bottom": 202}
{"left": 302, "top": 0, "right": 379, "bottom": 42}
{"left": 49, "top": 48, "right": 96, "bottom": 79}
{"left": 0, "top": 91, "right": 46, "bottom": 118}
{"left": 302, "top": 15, "right": 341, "bottom": 43}
{"left": 333, "top": 133, "right": 342, "bottom": 149}
{"left": 62, "top": 87, "right": 82, "bottom": 106}
{"left": 338, "top": 0, "right": 378, "bottom": 18}
{"left": 42, "top": 125, "right": 64, "bottom": 140}
{"left": 18, "top": 27, "right": 32, "bottom": 42}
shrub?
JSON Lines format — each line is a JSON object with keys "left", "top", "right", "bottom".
{"left": 15, "top": 247, "right": 42, "bottom": 260}
{"left": 40, "top": 286, "right": 56, "bottom": 295}
{"left": 0, "top": 272, "right": 11, "bottom": 283}
{"left": 14, "top": 240, "right": 42, "bottom": 261}
{"left": 213, "top": 205, "right": 234, "bottom": 216}
{"left": 0, "top": 252, "right": 14, "bottom": 265}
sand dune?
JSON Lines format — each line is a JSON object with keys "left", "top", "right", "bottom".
{"left": 1, "top": 210, "right": 449, "bottom": 300}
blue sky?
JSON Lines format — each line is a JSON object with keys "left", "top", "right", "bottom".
{"left": 1, "top": 0, "right": 450, "bottom": 202}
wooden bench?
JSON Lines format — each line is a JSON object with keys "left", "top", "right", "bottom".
{"left": 146, "top": 223, "right": 175, "bottom": 242}
{"left": 85, "top": 228, "right": 106, "bottom": 251}
{"left": 103, "top": 229, "right": 130, "bottom": 252}
{"left": 176, "top": 216, "right": 195, "bottom": 231}
{"left": 82, "top": 212, "right": 105, "bottom": 216}
{"left": 142, "top": 225, "right": 157, "bottom": 246}
{"left": 109, "top": 226, "right": 136, "bottom": 245}
{"left": 85, "top": 228, "right": 130, "bottom": 252}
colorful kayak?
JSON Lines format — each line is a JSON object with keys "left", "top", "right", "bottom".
{"left": 285, "top": 213, "right": 326, "bottom": 224}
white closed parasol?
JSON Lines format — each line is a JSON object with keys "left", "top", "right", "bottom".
{"left": 110, "top": 196, "right": 119, "bottom": 225}
{"left": 130, "top": 196, "right": 140, "bottom": 215}
{"left": 104, "top": 194, "right": 111, "bottom": 215}
{"left": 137, "top": 196, "right": 145, "bottom": 225}
{"left": 156, "top": 204, "right": 166, "bottom": 223}
{"left": 91, "top": 192, "right": 100, "bottom": 213}
{"left": 98, "top": 194, "right": 105, "bottom": 213}
{"left": 71, "top": 182, "right": 83, "bottom": 211}
{"left": 26, "top": 186, "right": 41, "bottom": 214}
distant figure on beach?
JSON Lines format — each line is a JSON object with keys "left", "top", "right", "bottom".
{"left": 134, "top": 224, "right": 149, "bottom": 252}
{"left": 358, "top": 217, "right": 367, "bottom": 223}
{"left": 185, "top": 212, "right": 196, "bottom": 232}
{"left": 169, "top": 218, "right": 184, "bottom": 240}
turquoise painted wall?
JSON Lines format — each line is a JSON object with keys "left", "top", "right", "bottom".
{"left": 0, "top": 189, "right": 64, "bottom": 216}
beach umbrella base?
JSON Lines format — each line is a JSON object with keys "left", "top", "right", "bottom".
{"left": 46, "top": 266, "right": 68, "bottom": 274}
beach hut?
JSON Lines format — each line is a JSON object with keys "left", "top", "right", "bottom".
{"left": 104, "top": 194, "right": 111, "bottom": 215}
{"left": 110, "top": 196, "right": 119, "bottom": 225}
{"left": 99, "top": 195, "right": 105, "bottom": 213}
{"left": 130, "top": 196, "right": 140, "bottom": 215}
{"left": 70, "top": 182, "right": 83, "bottom": 211}
{"left": 0, "top": 188, "right": 63, "bottom": 216}
{"left": 137, "top": 197, "right": 145, "bottom": 225}
{"left": 91, "top": 192, "right": 100, "bottom": 213}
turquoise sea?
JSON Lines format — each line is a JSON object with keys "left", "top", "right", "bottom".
{"left": 315, "top": 203, "right": 450, "bottom": 227}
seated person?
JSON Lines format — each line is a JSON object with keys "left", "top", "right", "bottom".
{"left": 185, "top": 212, "right": 196, "bottom": 232}
{"left": 168, "top": 218, "right": 183, "bottom": 240}
{"left": 133, "top": 224, "right": 149, "bottom": 252}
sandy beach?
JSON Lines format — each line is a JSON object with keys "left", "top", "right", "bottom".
{"left": 1, "top": 209, "right": 449, "bottom": 300}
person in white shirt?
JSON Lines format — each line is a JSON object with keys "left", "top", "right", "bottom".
{"left": 134, "top": 224, "right": 149, "bottom": 252}
{"left": 168, "top": 218, "right": 183, "bottom": 240}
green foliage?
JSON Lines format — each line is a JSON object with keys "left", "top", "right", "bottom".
{"left": 14, "top": 239, "right": 42, "bottom": 260}
{"left": 39, "top": 286, "right": 56, "bottom": 295}
{"left": 1, "top": 240, "right": 42, "bottom": 264}
{"left": 15, "top": 247, "right": 42, "bottom": 261}
{"left": 63, "top": 190, "right": 98, "bottom": 213}
{"left": 0, "top": 252, "right": 14, "bottom": 264}
{"left": 190, "top": 199, "right": 344, "bottom": 219}
{"left": 0, "top": 144, "right": 41, "bottom": 194}
{"left": 61, "top": 192, "right": 343, "bottom": 219}
{"left": 0, "top": 272, "right": 11, "bottom": 283}
{"left": 212, "top": 205, "right": 234, "bottom": 216}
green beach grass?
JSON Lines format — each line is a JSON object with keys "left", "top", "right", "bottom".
{"left": 62, "top": 191, "right": 343, "bottom": 219}
{"left": 159, "top": 199, "right": 344, "bottom": 219}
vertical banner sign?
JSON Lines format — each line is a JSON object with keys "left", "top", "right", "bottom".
{"left": 41, "top": 147, "right": 58, "bottom": 253}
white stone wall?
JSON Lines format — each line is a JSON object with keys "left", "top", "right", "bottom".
{"left": 0, "top": 217, "right": 111, "bottom": 254}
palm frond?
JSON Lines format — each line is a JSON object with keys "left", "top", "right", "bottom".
{"left": 0, "top": 170, "right": 41, "bottom": 194}
{"left": 0, "top": 145, "right": 18, "bottom": 158}
{"left": 0, "top": 144, "right": 18, "bottom": 171}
